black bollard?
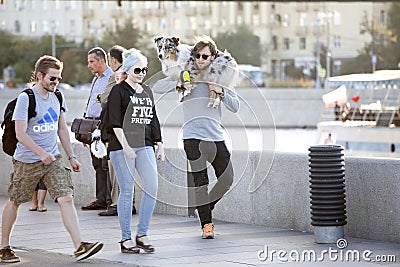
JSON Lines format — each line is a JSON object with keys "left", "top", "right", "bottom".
{"left": 308, "top": 145, "right": 347, "bottom": 243}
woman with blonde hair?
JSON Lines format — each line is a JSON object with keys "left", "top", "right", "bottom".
{"left": 106, "top": 48, "right": 164, "bottom": 254}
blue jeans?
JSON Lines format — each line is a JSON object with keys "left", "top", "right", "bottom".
{"left": 109, "top": 147, "right": 158, "bottom": 241}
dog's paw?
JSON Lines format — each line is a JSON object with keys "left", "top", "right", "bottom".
{"left": 178, "top": 93, "right": 184, "bottom": 102}
{"left": 212, "top": 98, "right": 221, "bottom": 108}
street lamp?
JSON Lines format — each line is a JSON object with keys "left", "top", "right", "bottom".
{"left": 315, "top": 17, "right": 321, "bottom": 89}
{"left": 51, "top": 20, "right": 56, "bottom": 57}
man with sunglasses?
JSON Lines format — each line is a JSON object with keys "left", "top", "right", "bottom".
{"left": 153, "top": 35, "right": 239, "bottom": 239}
{"left": 81, "top": 47, "right": 113, "bottom": 211}
{"left": 0, "top": 55, "right": 103, "bottom": 263}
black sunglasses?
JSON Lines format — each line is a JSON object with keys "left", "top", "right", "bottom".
{"left": 195, "top": 54, "right": 211, "bottom": 60}
{"left": 49, "top": 76, "right": 62, "bottom": 82}
{"left": 133, "top": 67, "right": 148, "bottom": 74}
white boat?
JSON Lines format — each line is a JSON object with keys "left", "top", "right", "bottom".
{"left": 317, "top": 70, "right": 400, "bottom": 157}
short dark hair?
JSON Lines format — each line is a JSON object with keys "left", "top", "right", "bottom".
{"left": 88, "top": 47, "right": 107, "bottom": 64}
{"left": 109, "top": 45, "right": 126, "bottom": 64}
{"left": 31, "top": 55, "right": 63, "bottom": 84}
{"left": 193, "top": 35, "right": 218, "bottom": 57}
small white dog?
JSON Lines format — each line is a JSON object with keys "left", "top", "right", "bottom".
{"left": 90, "top": 129, "right": 107, "bottom": 159}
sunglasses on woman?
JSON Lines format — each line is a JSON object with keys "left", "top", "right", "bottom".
{"left": 195, "top": 54, "right": 211, "bottom": 60}
{"left": 133, "top": 67, "right": 148, "bottom": 74}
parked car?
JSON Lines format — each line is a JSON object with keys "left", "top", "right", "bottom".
{"left": 57, "top": 83, "right": 72, "bottom": 90}
{"left": 0, "top": 79, "right": 4, "bottom": 90}
{"left": 74, "top": 83, "right": 91, "bottom": 90}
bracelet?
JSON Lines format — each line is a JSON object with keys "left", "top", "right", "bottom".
{"left": 68, "top": 154, "right": 77, "bottom": 160}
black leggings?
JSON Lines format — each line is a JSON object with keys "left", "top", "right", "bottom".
{"left": 183, "top": 139, "right": 234, "bottom": 227}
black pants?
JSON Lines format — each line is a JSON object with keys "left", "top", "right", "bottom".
{"left": 91, "top": 152, "right": 112, "bottom": 206}
{"left": 183, "top": 139, "right": 234, "bottom": 227}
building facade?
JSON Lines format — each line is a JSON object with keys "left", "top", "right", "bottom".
{"left": 0, "top": 0, "right": 391, "bottom": 82}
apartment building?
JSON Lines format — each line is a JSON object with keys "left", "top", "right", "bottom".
{"left": 0, "top": 1, "right": 391, "bottom": 81}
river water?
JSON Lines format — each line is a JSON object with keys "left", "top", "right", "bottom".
{"left": 2, "top": 126, "right": 398, "bottom": 158}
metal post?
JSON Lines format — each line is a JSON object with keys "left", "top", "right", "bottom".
{"left": 325, "top": 15, "right": 331, "bottom": 90}
{"left": 51, "top": 20, "right": 56, "bottom": 57}
{"left": 315, "top": 18, "right": 321, "bottom": 89}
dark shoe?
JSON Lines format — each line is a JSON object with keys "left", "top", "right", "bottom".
{"left": 74, "top": 241, "right": 103, "bottom": 261}
{"left": 0, "top": 246, "right": 20, "bottom": 263}
{"left": 81, "top": 201, "right": 107, "bottom": 210}
{"left": 136, "top": 235, "right": 155, "bottom": 253}
{"left": 132, "top": 205, "right": 137, "bottom": 215}
{"left": 119, "top": 239, "right": 140, "bottom": 254}
{"left": 98, "top": 206, "right": 118, "bottom": 216}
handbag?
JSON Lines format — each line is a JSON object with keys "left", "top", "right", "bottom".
{"left": 71, "top": 117, "right": 100, "bottom": 144}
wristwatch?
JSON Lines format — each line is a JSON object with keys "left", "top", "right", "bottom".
{"left": 68, "top": 154, "right": 77, "bottom": 160}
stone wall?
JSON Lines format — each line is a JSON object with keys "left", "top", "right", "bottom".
{"left": 0, "top": 144, "right": 399, "bottom": 244}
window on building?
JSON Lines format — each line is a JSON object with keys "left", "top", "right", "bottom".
{"left": 380, "top": 10, "right": 386, "bottom": 25}
{"left": 237, "top": 15, "right": 243, "bottom": 25}
{"left": 70, "top": 20, "right": 75, "bottom": 33}
{"left": 205, "top": 20, "right": 211, "bottom": 30}
{"left": 299, "top": 37, "right": 306, "bottom": 50}
{"left": 283, "top": 38, "right": 290, "bottom": 50}
{"left": 159, "top": 18, "right": 166, "bottom": 31}
{"left": 189, "top": 17, "right": 196, "bottom": 30}
{"left": 14, "top": 20, "right": 21, "bottom": 33}
{"left": 299, "top": 13, "right": 307, "bottom": 26}
{"left": 272, "top": 35, "right": 278, "bottom": 50}
{"left": 100, "top": 1, "right": 107, "bottom": 10}
{"left": 145, "top": 21, "right": 152, "bottom": 32}
{"left": 238, "top": 2, "right": 243, "bottom": 11}
{"left": 252, "top": 14, "right": 260, "bottom": 26}
{"left": 282, "top": 14, "right": 290, "bottom": 27}
{"left": 253, "top": 3, "right": 259, "bottom": 10}
{"left": 173, "top": 18, "right": 181, "bottom": 30}
{"left": 333, "top": 35, "right": 341, "bottom": 48}
{"left": 42, "top": 0, "right": 48, "bottom": 10}
{"left": 14, "top": 0, "right": 20, "bottom": 11}
{"left": 333, "top": 12, "right": 341, "bottom": 25}
{"left": 28, "top": 0, "right": 35, "bottom": 10}
{"left": 221, "top": 18, "right": 226, "bottom": 27}
{"left": 43, "top": 20, "right": 49, "bottom": 33}
{"left": 30, "top": 21, "right": 37, "bottom": 33}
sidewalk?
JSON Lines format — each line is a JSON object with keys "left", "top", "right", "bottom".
{"left": 0, "top": 195, "right": 399, "bottom": 266}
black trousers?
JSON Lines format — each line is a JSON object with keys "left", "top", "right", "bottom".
{"left": 90, "top": 152, "right": 112, "bottom": 206}
{"left": 183, "top": 139, "right": 234, "bottom": 227}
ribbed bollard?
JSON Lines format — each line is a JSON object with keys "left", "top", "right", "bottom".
{"left": 308, "top": 145, "right": 347, "bottom": 243}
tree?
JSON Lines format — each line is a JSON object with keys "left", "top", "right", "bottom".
{"left": 380, "top": 3, "right": 400, "bottom": 69}
{"left": 214, "top": 25, "right": 262, "bottom": 66}
{"left": 0, "top": 30, "right": 17, "bottom": 74}
{"left": 98, "top": 19, "right": 162, "bottom": 81}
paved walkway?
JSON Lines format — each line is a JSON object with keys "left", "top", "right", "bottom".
{"left": 0, "top": 196, "right": 399, "bottom": 266}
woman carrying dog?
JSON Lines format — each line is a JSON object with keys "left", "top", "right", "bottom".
{"left": 106, "top": 48, "right": 164, "bottom": 254}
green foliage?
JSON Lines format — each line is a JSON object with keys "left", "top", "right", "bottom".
{"left": 213, "top": 25, "right": 262, "bottom": 66}
{"left": 284, "top": 62, "right": 303, "bottom": 80}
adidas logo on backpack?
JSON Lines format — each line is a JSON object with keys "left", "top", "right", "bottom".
{"left": 1, "top": 88, "right": 64, "bottom": 157}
